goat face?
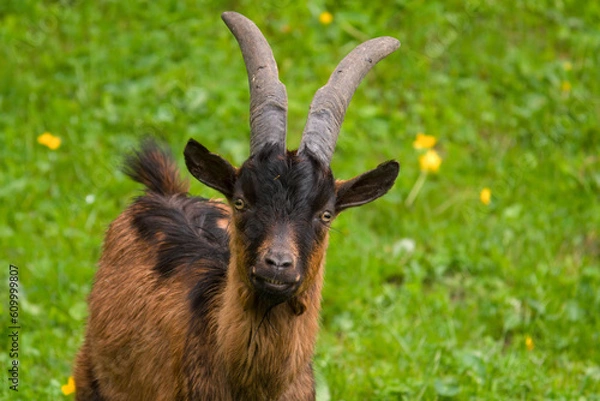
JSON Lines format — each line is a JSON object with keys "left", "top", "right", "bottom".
{"left": 185, "top": 140, "right": 398, "bottom": 306}
{"left": 231, "top": 146, "right": 335, "bottom": 304}
{"left": 184, "top": 12, "right": 400, "bottom": 307}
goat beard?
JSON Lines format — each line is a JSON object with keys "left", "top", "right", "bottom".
{"left": 245, "top": 293, "right": 308, "bottom": 352}
{"left": 239, "top": 283, "right": 307, "bottom": 316}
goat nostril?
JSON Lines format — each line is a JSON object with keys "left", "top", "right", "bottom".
{"left": 264, "top": 252, "right": 294, "bottom": 270}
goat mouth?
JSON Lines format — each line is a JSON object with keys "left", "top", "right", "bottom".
{"left": 250, "top": 269, "right": 300, "bottom": 298}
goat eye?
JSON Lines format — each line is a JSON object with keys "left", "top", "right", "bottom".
{"left": 320, "top": 211, "right": 333, "bottom": 223}
{"left": 233, "top": 198, "right": 245, "bottom": 211}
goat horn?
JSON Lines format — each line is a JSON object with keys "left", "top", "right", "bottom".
{"left": 222, "top": 12, "right": 288, "bottom": 156}
{"left": 298, "top": 37, "right": 400, "bottom": 165}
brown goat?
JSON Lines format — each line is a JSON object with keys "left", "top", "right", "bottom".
{"left": 74, "top": 11, "right": 400, "bottom": 401}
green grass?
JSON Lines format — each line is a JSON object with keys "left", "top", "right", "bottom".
{"left": 1, "top": 1, "right": 599, "bottom": 399}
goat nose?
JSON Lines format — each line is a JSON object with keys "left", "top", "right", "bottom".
{"left": 264, "top": 250, "right": 294, "bottom": 270}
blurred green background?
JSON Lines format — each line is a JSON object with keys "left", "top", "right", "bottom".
{"left": 1, "top": 0, "right": 599, "bottom": 399}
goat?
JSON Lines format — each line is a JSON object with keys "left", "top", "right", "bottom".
{"left": 73, "top": 11, "right": 400, "bottom": 401}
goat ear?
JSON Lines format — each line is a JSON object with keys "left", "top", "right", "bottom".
{"left": 184, "top": 139, "right": 237, "bottom": 198}
{"left": 335, "top": 160, "right": 399, "bottom": 213}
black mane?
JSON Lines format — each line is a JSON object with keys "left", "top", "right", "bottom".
{"left": 132, "top": 194, "right": 230, "bottom": 278}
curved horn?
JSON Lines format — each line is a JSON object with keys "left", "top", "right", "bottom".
{"left": 298, "top": 37, "right": 400, "bottom": 165}
{"left": 222, "top": 12, "right": 288, "bottom": 155}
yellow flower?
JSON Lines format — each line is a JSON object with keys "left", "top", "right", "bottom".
{"left": 413, "top": 132, "right": 437, "bottom": 149}
{"left": 61, "top": 376, "right": 76, "bottom": 395}
{"left": 480, "top": 187, "right": 491, "bottom": 205}
{"left": 561, "top": 80, "right": 572, "bottom": 93}
{"left": 319, "top": 11, "right": 333, "bottom": 25}
{"left": 525, "top": 335, "right": 534, "bottom": 351}
{"left": 419, "top": 149, "right": 442, "bottom": 173}
{"left": 38, "top": 132, "right": 61, "bottom": 150}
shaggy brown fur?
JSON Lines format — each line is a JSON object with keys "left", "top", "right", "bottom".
{"left": 74, "top": 144, "right": 324, "bottom": 400}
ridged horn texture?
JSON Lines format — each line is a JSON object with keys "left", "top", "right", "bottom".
{"left": 299, "top": 37, "right": 400, "bottom": 165}
{"left": 222, "top": 11, "right": 288, "bottom": 155}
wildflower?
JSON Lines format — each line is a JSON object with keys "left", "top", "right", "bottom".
{"left": 319, "top": 11, "right": 333, "bottom": 25}
{"left": 561, "top": 80, "right": 572, "bottom": 93}
{"left": 480, "top": 187, "right": 491, "bottom": 205}
{"left": 562, "top": 61, "right": 572, "bottom": 71}
{"left": 525, "top": 335, "right": 534, "bottom": 351}
{"left": 405, "top": 133, "right": 442, "bottom": 207}
{"left": 38, "top": 132, "right": 61, "bottom": 150}
{"left": 61, "top": 376, "right": 76, "bottom": 395}
{"left": 413, "top": 132, "right": 437, "bottom": 149}
{"left": 419, "top": 149, "right": 442, "bottom": 173}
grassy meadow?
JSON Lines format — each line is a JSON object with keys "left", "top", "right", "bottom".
{"left": 1, "top": 0, "right": 599, "bottom": 399}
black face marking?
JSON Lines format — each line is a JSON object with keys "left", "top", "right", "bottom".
{"left": 232, "top": 144, "right": 336, "bottom": 300}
